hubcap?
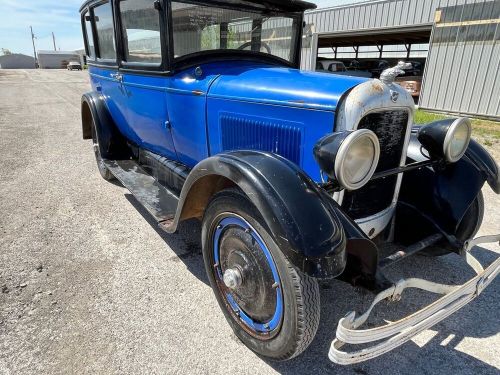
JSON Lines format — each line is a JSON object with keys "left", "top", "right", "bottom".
{"left": 213, "top": 215, "right": 283, "bottom": 338}
{"left": 223, "top": 267, "right": 243, "bottom": 290}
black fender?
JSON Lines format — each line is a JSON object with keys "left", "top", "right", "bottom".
{"left": 465, "top": 138, "right": 500, "bottom": 194}
{"left": 399, "top": 129, "right": 498, "bottom": 243}
{"left": 167, "top": 151, "right": 353, "bottom": 278}
{"left": 81, "top": 92, "right": 129, "bottom": 160}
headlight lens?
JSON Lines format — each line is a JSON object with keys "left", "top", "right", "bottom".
{"left": 445, "top": 118, "right": 471, "bottom": 162}
{"left": 335, "top": 129, "right": 380, "bottom": 190}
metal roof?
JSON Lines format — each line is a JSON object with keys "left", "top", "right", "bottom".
{"left": 79, "top": 0, "right": 316, "bottom": 12}
{"left": 317, "top": 25, "right": 432, "bottom": 48}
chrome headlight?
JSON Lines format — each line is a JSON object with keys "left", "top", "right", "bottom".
{"left": 314, "top": 129, "right": 380, "bottom": 190}
{"left": 418, "top": 118, "right": 471, "bottom": 163}
{"left": 444, "top": 118, "right": 472, "bottom": 162}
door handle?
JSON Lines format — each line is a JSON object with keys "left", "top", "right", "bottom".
{"left": 110, "top": 72, "right": 123, "bottom": 82}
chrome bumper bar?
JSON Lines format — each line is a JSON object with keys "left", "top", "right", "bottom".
{"left": 329, "top": 234, "right": 500, "bottom": 365}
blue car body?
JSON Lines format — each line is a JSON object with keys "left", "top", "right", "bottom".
{"left": 89, "top": 62, "right": 367, "bottom": 181}
{"left": 80, "top": 0, "right": 500, "bottom": 364}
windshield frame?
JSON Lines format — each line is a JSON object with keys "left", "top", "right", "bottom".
{"left": 166, "top": 0, "right": 304, "bottom": 71}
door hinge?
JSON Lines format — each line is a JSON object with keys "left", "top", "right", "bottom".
{"left": 154, "top": 0, "right": 161, "bottom": 10}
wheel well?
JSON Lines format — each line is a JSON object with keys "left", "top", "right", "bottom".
{"left": 179, "top": 175, "right": 237, "bottom": 222}
{"left": 81, "top": 101, "right": 93, "bottom": 140}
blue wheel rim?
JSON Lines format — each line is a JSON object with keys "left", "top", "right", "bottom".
{"left": 213, "top": 216, "right": 283, "bottom": 335}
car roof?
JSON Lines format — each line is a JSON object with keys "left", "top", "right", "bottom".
{"left": 80, "top": 0, "right": 316, "bottom": 13}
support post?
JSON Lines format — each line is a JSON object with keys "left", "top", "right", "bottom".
{"left": 30, "top": 26, "right": 37, "bottom": 68}
{"left": 378, "top": 44, "right": 383, "bottom": 58}
{"left": 52, "top": 32, "right": 57, "bottom": 51}
{"left": 309, "top": 32, "right": 319, "bottom": 71}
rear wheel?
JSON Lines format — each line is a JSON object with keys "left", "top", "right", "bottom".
{"left": 421, "top": 191, "right": 484, "bottom": 256}
{"left": 91, "top": 121, "right": 115, "bottom": 181}
{"left": 202, "top": 189, "right": 320, "bottom": 360}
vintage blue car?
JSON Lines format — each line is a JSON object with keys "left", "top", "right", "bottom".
{"left": 79, "top": 0, "right": 500, "bottom": 364}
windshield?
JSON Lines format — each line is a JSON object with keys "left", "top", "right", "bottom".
{"left": 171, "top": 2, "right": 301, "bottom": 64}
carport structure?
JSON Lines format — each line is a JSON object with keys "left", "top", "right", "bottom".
{"left": 315, "top": 24, "right": 431, "bottom": 60}
{"left": 301, "top": 0, "right": 500, "bottom": 120}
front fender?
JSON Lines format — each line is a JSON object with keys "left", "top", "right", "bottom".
{"left": 465, "top": 138, "right": 500, "bottom": 194}
{"left": 170, "top": 151, "right": 349, "bottom": 278}
{"left": 400, "top": 129, "right": 498, "bottom": 236}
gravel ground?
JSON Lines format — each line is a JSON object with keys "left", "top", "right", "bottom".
{"left": 0, "top": 69, "right": 498, "bottom": 375}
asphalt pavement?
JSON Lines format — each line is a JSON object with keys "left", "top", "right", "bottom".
{"left": 0, "top": 69, "right": 498, "bottom": 374}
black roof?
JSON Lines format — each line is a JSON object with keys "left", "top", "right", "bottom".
{"left": 80, "top": 0, "right": 316, "bottom": 13}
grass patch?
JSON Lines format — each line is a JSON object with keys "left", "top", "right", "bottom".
{"left": 415, "top": 109, "right": 500, "bottom": 140}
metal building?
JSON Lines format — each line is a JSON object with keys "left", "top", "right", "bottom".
{"left": 0, "top": 54, "right": 36, "bottom": 69}
{"left": 301, "top": 0, "right": 500, "bottom": 120}
{"left": 37, "top": 51, "right": 84, "bottom": 69}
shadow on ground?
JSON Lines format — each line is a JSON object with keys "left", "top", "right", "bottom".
{"left": 125, "top": 193, "right": 499, "bottom": 374}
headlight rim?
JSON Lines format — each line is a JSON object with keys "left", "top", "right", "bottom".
{"left": 443, "top": 117, "right": 472, "bottom": 163}
{"left": 334, "top": 129, "right": 380, "bottom": 191}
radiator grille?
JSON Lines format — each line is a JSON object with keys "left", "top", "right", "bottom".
{"left": 342, "top": 110, "right": 409, "bottom": 219}
{"left": 220, "top": 115, "right": 302, "bottom": 165}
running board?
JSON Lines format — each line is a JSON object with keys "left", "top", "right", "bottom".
{"left": 104, "top": 160, "right": 179, "bottom": 228}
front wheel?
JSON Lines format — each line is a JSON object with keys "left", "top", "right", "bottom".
{"left": 202, "top": 189, "right": 320, "bottom": 360}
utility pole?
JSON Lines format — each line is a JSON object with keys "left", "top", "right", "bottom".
{"left": 30, "top": 26, "right": 37, "bottom": 68}
{"left": 52, "top": 32, "right": 57, "bottom": 51}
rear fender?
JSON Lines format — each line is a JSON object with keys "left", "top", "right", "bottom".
{"left": 81, "top": 92, "right": 129, "bottom": 159}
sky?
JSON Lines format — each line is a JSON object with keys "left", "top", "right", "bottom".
{"left": 0, "top": 0, "right": 365, "bottom": 56}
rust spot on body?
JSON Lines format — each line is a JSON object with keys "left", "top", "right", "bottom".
{"left": 371, "top": 82, "right": 384, "bottom": 93}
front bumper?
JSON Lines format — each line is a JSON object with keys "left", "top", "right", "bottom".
{"left": 329, "top": 234, "right": 500, "bottom": 365}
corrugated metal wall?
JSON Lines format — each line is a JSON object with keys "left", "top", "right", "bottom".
{"left": 301, "top": 0, "right": 499, "bottom": 119}
{"left": 420, "top": 1, "right": 499, "bottom": 119}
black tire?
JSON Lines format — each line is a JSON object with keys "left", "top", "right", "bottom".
{"left": 91, "top": 121, "right": 115, "bottom": 181}
{"left": 202, "top": 189, "right": 320, "bottom": 360}
{"left": 421, "top": 191, "right": 484, "bottom": 256}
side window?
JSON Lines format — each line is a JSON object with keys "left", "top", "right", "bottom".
{"left": 120, "top": 0, "right": 161, "bottom": 64}
{"left": 83, "top": 11, "right": 95, "bottom": 59}
{"left": 93, "top": 2, "right": 116, "bottom": 60}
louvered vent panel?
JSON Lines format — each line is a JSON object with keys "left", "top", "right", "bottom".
{"left": 220, "top": 115, "right": 302, "bottom": 165}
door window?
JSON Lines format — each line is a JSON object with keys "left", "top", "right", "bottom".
{"left": 83, "top": 11, "right": 95, "bottom": 59}
{"left": 119, "top": 0, "right": 162, "bottom": 64}
{"left": 93, "top": 2, "right": 116, "bottom": 60}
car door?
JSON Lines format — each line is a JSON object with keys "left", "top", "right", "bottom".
{"left": 85, "top": 1, "right": 134, "bottom": 143}
{"left": 114, "top": 0, "right": 177, "bottom": 159}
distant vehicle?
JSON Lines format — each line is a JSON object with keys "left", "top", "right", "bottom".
{"left": 346, "top": 59, "right": 390, "bottom": 78}
{"left": 80, "top": 0, "right": 500, "bottom": 366}
{"left": 67, "top": 61, "right": 82, "bottom": 71}
{"left": 396, "top": 75, "right": 422, "bottom": 97}
{"left": 317, "top": 59, "right": 346, "bottom": 72}
{"left": 317, "top": 59, "right": 372, "bottom": 77}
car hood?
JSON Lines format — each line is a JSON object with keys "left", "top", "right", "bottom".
{"left": 208, "top": 65, "right": 369, "bottom": 111}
